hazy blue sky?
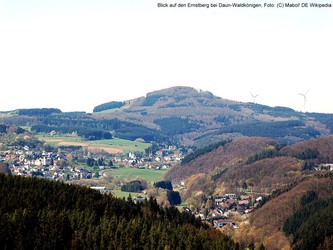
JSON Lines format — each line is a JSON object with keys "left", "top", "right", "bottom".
{"left": 1, "top": 0, "right": 332, "bottom": 113}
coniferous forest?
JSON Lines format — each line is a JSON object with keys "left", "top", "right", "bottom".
{"left": 0, "top": 174, "right": 239, "bottom": 250}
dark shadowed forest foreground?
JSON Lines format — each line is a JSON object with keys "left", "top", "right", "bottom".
{"left": 0, "top": 173, "right": 240, "bottom": 250}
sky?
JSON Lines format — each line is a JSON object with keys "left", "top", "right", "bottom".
{"left": 1, "top": 0, "right": 332, "bottom": 113}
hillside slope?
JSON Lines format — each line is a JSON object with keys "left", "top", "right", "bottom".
{"left": 92, "top": 86, "right": 332, "bottom": 146}
{"left": 164, "top": 137, "right": 278, "bottom": 182}
{"left": 0, "top": 173, "right": 239, "bottom": 249}
{"left": 163, "top": 136, "right": 333, "bottom": 249}
{"left": 1, "top": 86, "right": 333, "bottom": 147}
{"left": 166, "top": 136, "right": 333, "bottom": 196}
{"left": 234, "top": 174, "right": 333, "bottom": 250}
{"left": 226, "top": 156, "right": 303, "bottom": 193}
{"left": 281, "top": 135, "right": 333, "bottom": 162}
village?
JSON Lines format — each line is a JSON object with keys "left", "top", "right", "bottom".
{"left": 0, "top": 144, "right": 183, "bottom": 181}
{"left": 6, "top": 140, "right": 331, "bottom": 234}
{"left": 195, "top": 193, "right": 263, "bottom": 229}
{"left": 0, "top": 142, "right": 266, "bottom": 230}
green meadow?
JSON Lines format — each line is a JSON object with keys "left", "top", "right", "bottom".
{"left": 111, "top": 190, "right": 147, "bottom": 199}
{"left": 106, "top": 167, "right": 167, "bottom": 183}
{"left": 89, "top": 138, "right": 150, "bottom": 153}
{"left": 37, "top": 135, "right": 150, "bottom": 154}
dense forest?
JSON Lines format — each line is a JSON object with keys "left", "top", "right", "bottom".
{"left": 142, "top": 94, "right": 164, "bottom": 106}
{"left": 17, "top": 108, "right": 62, "bottom": 116}
{"left": 7, "top": 113, "right": 170, "bottom": 143}
{"left": 93, "top": 101, "right": 125, "bottom": 113}
{"left": 283, "top": 191, "right": 333, "bottom": 250}
{"left": 217, "top": 120, "right": 320, "bottom": 144}
{"left": 38, "top": 115, "right": 170, "bottom": 143}
{"left": 0, "top": 124, "right": 7, "bottom": 133}
{"left": 181, "top": 140, "right": 230, "bottom": 165}
{"left": 1, "top": 110, "right": 171, "bottom": 143}
{"left": 0, "top": 174, "right": 240, "bottom": 250}
{"left": 120, "top": 180, "right": 147, "bottom": 192}
{"left": 0, "top": 124, "right": 25, "bottom": 135}
{"left": 31, "top": 124, "right": 112, "bottom": 140}
{"left": 154, "top": 117, "right": 200, "bottom": 136}
{"left": 308, "top": 112, "right": 333, "bottom": 133}
{"left": 154, "top": 181, "right": 173, "bottom": 190}
{"left": 245, "top": 103, "right": 298, "bottom": 117}
{"left": 235, "top": 173, "right": 333, "bottom": 250}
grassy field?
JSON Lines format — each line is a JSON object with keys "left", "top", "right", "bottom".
{"left": 69, "top": 167, "right": 167, "bottom": 199}
{"left": 111, "top": 190, "right": 147, "bottom": 199}
{"left": 89, "top": 138, "right": 150, "bottom": 153}
{"left": 37, "top": 135, "right": 150, "bottom": 154}
{"left": 106, "top": 167, "right": 167, "bottom": 183}
{"left": 0, "top": 111, "right": 16, "bottom": 118}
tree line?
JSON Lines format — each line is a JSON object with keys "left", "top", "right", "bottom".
{"left": 142, "top": 94, "right": 164, "bottom": 106}
{"left": 31, "top": 124, "right": 112, "bottom": 140}
{"left": 17, "top": 108, "right": 62, "bottom": 116}
{"left": 283, "top": 190, "right": 333, "bottom": 250}
{"left": 217, "top": 120, "right": 320, "bottom": 144}
{"left": 93, "top": 101, "right": 125, "bottom": 113}
{"left": 246, "top": 146, "right": 321, "bottom": 165}
{"left": 154, "top": 117, "right": 200, "bottom": 136}
{"left": 181, "top": 140, "right": 230, "bottom": 165}
{"left": 0, "top": 174, "right": 240, "bottom": 249}
{"left": 37, "top": 115, "right": 170, "bottom": 143}
{"left": 3, "top": 113, "right": 171, "bottom": 143}
{"left": 308, "top": 112, "right": 333, "bottom": 134}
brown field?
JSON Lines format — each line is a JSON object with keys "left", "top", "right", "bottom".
{"left": 38, "top": 136, "right": 148, "bottom": 154}
{"left": 88, "top": 146, "right": 123, "bottom": 154}
{"left": 58, "top": 141, "right": 89, "bottom": 147}
{"left": 42, "top": 138, "right": 63, "bottom": 142}
{"left": 43, "top": 140, "right": 123, "bottom": 153}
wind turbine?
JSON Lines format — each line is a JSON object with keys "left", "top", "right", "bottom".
{"left": 249, "top": 92, "right": 259, "bottom": 104}
{"left": 298, "top": 89, "right": 309, "bottom": 112}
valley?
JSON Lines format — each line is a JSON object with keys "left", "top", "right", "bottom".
{"left": 1, "top": 86, "right": 333, "bottom": 249}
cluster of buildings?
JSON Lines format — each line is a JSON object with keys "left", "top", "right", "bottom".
{"left": 2, "top": 142, "right": 269, "bottom": 232}
{"left": 184, "top": 193, "right": 263, "bottom": 229}
{"left": 113, "top": 148, "right": 183, "bottom": 170}
{"left": 0, "top": 144, "right": 183, "bottom": 181}
{"left": 1, "top": 147, "right": 93, "bottom": 181}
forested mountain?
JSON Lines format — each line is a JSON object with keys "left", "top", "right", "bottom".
{"left": 0, "top": 173, "right": 240, "bottom": 249}
{"left": 165, "top": 137, "right": 279, "bottom": 182}
{"left": 1, "top": 112, "right": 170, "bottom": 143}
{"left": 280, "top": 135, "right": 333, "bottom": 162}
{"left": 92, "top": 86, "right": 333, "bottom": 146}
{"left": 1, "top": 86, "right": 333, "bottom": 146}
{"left": 163, "top": 136, "right": 333, "bottom": 249}
{"left": 234, "top": 173, "right": 333, "bottom": 250}
{"left": 1, "top": 86, "right": 333, "bottom": 250}
{"left": 165, "top": 135, "right": 333, "bottom": 197}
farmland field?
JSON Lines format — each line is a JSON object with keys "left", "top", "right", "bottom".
{"left": 37, "top": 135, "right": 151, "bottom": 154}
{"left": 106, "top": 167, "right": 167, "bottom": 183}
{"left": 68, "top": 167, "right": 167, "bottom": 199}
{"left": 111, "top": 190, "right": 147, "bottom": 199}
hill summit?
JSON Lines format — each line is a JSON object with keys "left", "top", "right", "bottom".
{"left": 145, "top": 86, "right": 217, "bottom": 100}
{"left": 93, "top": 86, "right": 333, "bottom": 146}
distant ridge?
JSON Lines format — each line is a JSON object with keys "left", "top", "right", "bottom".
{"left": 1, "top": 86, "right": 333, "bottom": 147}
{"left": 92, "top": 86, "right": 333, "bottom": 146}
